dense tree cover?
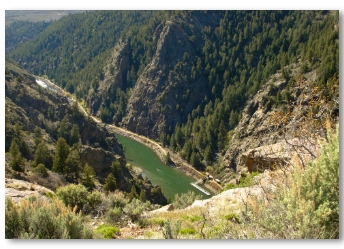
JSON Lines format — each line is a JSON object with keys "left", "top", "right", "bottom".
{"left": 8, "top": 11, "right": 175, "bottom": 98}
{"left": 160, "top": 10, "right": 339, "bottom": 171}
{"left": 5, "top": 20, "right": 51, "bottom": 54}
{"left": 8, "top": 10, "right": 339, "bottom": 173}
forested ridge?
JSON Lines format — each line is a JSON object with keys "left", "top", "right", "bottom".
{"left": 7, "top": 10, "right": 339, "bottom": 180}
{"left": 5, "top": 9, "right": 340, "bottom": 239}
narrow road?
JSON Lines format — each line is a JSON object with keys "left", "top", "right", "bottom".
{"left": 36, "top": 77, "right": 223, "bottom": 193}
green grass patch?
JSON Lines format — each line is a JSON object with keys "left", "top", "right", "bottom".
{"left": 94, "top": 224, "right": 120, "bottom": 239}
{"left": 224, "top": 213, "right": 241, "bottom": 224}
{"left": 180, "top": 227, "right": 197, "bottom": 235}
{"left": 223, "top": 172, "right": 259, "bottom": 191}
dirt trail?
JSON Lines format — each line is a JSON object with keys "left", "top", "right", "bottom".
{"left": 37, "top": 77, "right": 223, "bottom": 194}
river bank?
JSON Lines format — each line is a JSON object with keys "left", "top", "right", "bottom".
{"left": 36, "top": 76, "right": 222, "bottom": 195}
{"left": 107, "top": 124, "right": 222, "bottom": 194}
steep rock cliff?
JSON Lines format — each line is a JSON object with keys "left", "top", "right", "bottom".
{"left": 119, "top": 13, "right": 220, "bottom": 139}
{"left": 87, "top": 38, "right": 131, "bottom": 117}
{"left": 221, "top": 64, "right": 338, "bottom": 185}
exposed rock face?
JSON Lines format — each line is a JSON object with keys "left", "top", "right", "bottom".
{"left": 222, "top": 66, "right": 338, "bottom": 184}
{"left": 241, "top": 138, "right": 320, "bottom": 173}
{"left": 5, "top": 178, "right": 54, "bottom": 204}
{"left": 122, "top": 13, "right": 221, "bottom": 139}
{"left": 87, "top": 39, "right": 131, "bottom": 116}
{"left": 79, "top": 146, "right": 123, "bottom": 177}
{"left": 222, "top": 78, "right": 288, "bottom": 177}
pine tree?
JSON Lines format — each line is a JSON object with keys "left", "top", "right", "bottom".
{"left": 139, "top": 189, "right": 147, "bottom": 202}
{"left": 58, "top": 114, "right": 69, "bottom": 140}
{"left": 104, "top": 173, "right": 117, "bottom": 193}
{"left": 217, "top": 120, "right": 227, "bottom": 151}
{"left": 9, "top": 138, "right": 24, "bottom": 172}
{"left": 33, "top": 141, "right": 49, "bottom": 167}
{"left": 69, "top": 124, "right": 81, "bottom": 146}
{"left": 111, "top": 161, "right": 122, "bottom": 180}
{"left": 169, "top": 134, "right": 177, "bottom": 152}
{"left": 33, "top": 127, "right": 42, "bottom": 148}
{"left": 229, "top": 110, "right": 239, "bottom": 130}
{"left": 52, "top": 138, "right": 70, "bottom": 174}
{"left": 190, "top": 152, "right": 200, "bottom": 169}
{"left": 204, "top": 144, "right": 213, "bottom": 163}
{"left": 65, "top": 149, "right": 82, "bottom": 180}
{"left": 81, "top": 163, "right": 96, "bottom": 191}
{"left": 12, "top": 123, "right": 29, "bottom": 157}
{"left": 128, "top": 185, "right": 138, "bottom": 200}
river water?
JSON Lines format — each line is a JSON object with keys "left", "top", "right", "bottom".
{"left": 34, "top": 77, "right": 211, "bottom": 201}
{"left": 115, "top": 133, "right": 211, "bottom": 201}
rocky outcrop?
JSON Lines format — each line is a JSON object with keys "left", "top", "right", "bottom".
{"left": 222, "top": 65, "right": 337, "bottom": 184}
{"left": 79, "top": 146, "right": 123, "bottom": 177}
{"left": 5, "top": 178, "right": 54, "bottom": 204}
{"left": 122, "top": 13, "right": 221, "bottom": 139}
{"left": 241, "top": 138, "right": 320, "bottom": 173}
{"left": 222, "top": 78, "right": 288, "bottom": 178}
{"left": 87, "top": 38, "right": 131, "bottom": 116}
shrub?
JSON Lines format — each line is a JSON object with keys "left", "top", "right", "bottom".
{"left": 86, "top": 191, "right": 103, "bottom": 212}
{"left": 105, "top": 207, "right": 123, "bottom": 224}
{"left": 32, "top": 163, "right": 49, "bottom": 177}
{"left": 107, "top": 191, "right": 129, "bottom": 209}
{"left": 148, "top": 217, "right": 165, "bottom": 226}
{"left": 189, "top": 215, "right": 202, "bottom": 222}
{"left": 252, "top": 126, "right": 339, "bottom": 239}
{"left": 56, "top": 184, "right": 88, "bottom": 212}
{"left": 162, "top": 219, "right": 181, "bottom": 239}
{"left": 5, "top": 197, "right": 92, "bottom": 239}
{"left": 123, "top": 198, "right": 150, "bottom": 221}
{"left": 172, "top": 190, "right": 202, "bottom": 209}
{"left": 223, "top": 172, "right": 259, "bottom": 191}
{"left": 224, "top": 213, "right": 241, "bottom": 224}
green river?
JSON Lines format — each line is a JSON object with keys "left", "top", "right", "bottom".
{"left": 115, "top": 133, "right": 211, "bottom": 201}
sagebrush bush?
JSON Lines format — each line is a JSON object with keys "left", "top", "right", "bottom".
{"left": 251, "top": 125, "right": 339, "bottom": 239}
{"left": 123, "top": 198, "right": 150, "bottom": 221}
{"left": 172, "top": 190, "right": 202, "bottom": 209}
{"left": 108, "top": 190, "right": 129, "bottom": 208}
{"left": 56, "top": 184, "right": 88, "bottom": 212}
{"left": 5, "top": 196, "right": 93, "bottom": 239}
{"left": 56, "top": 184, "right": 103, "bottom": 214}
{"left": 223, "top": 171, "right": 259, "bottom": 191}
{"left": 83, "top": 191, "right": 102, "bottom": 214}
{"left": 162, "top": 219, "right": 181, "bottom": 239}
{"left": 224, "top": 213, "right": 241, "bottom": 224}
{"left": 105, "top": 207, "right": 123, "bottom": 224}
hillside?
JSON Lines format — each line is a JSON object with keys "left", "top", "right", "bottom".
{"left": 7, "top": 10, "right": 339, "bottom": 185}
{"left": 5, "top": 58, "right": 167, "bottom": 205}
{"left": 4, "top": 10, "right": 339, "bottom": 239}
